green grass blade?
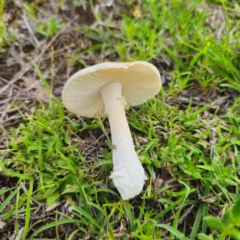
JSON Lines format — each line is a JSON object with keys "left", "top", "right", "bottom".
{"left": 0, "top": 187, "right": 19, "bottom": 213}
{"left": 23, "top": 180, "right": 33, "bottom": 239}
{"left": 155, "top": 224, "right": 188, "bottom": 240}
{"left": 71, "top": 204, "right": 102, "bottom": 230}
{"left": 190, "top": 203, "right": 203, "bottom": 240}
{"left": 29, "top": 219, "right": 81, "bottom": 238}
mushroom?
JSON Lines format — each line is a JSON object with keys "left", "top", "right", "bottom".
{"left": 62, "top": 61, "right": 161, "bottom": 200}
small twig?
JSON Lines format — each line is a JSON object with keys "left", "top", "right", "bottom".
{"left": 0, "top": 76, "right": 23, "bottom": 91}
{"left": 22, "top": 15, "right": 39, "bottom": 47}
{"left": 177, "top": 205, "right": 195, "bottom": 226}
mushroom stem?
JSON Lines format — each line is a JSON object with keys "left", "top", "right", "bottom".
{"left": 100, "top": 82, "right": 145, "bottom": 200}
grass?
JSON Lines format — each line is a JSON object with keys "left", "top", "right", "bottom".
{"left": 1, "top": 0, "right": 240, "bottom": 239}
{"left": 0, "top": 0, "right": 6, "bottom": 50}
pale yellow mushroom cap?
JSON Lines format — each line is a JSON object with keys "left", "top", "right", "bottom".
{"left": 62, "top": 61, "right": 161, "bottom": 117}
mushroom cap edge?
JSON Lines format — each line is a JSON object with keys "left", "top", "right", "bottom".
{"left": 62, "top": 61, "right": 161, "bottom": 117}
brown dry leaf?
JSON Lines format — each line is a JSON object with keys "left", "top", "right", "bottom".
{"left": 46, "top": 201, "right": 62, "bottom": 212}
{"left": 0, "top": 221, "right": 6, "bottom": 230}
{"left": 152, "top": 171, "right": 164, "bottom": 192}
{"left": 113, "top": 219, "right": 127, "bottom": 238}
{"left": 21, "top": 77, "right": 43, "bottom": 91}
{"left": 113, "top": 232, "right": 126, "bottom": 238}
{"left": 133, "top": 8, "right": 141, "bottom": 18}
{"left": 15, "top": 227, "right": 24, "bottom": 240}
{"left": 21, "top": 77, "right": 49, "bottom": 101}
